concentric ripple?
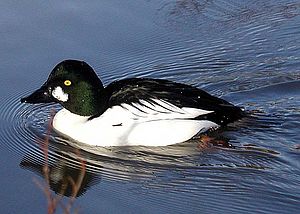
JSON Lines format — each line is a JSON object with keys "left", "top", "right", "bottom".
{"left": 1, "top": 82, "right": 297, "bottom": 211}
{"left": 0, "top": 90, "right": 59, "bottom": 164}
{"left": 0, "top": 89, "right": 287, "bottom": 188}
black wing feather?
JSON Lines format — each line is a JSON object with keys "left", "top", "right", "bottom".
{"left": 104, "top": 78, "right": 243, "bottom": 125}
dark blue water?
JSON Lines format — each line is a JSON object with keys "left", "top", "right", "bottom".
{"left": 0, "top": 1, "right": 299, "bottom": 213}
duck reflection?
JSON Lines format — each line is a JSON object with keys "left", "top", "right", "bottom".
{"left": 19, "top": 145, "right": 101, "bottom": 198}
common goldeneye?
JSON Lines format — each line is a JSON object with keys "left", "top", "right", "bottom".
{"left": 21, "top": 60, "right": 243, "bottom": 146}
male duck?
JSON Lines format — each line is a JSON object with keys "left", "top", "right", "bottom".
{"left": 21, "top": 60, "right": 243, "bottom": 147}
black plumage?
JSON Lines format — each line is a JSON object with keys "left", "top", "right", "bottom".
{"left": 104, "top": 78, "right": 243, "bottom": 125}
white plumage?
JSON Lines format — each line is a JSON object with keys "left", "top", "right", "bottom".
{"left": 52, "top": 99, "right": 218, "bottom": 146}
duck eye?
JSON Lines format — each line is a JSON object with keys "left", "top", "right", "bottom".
{"left": 64, "top": 80, "right": 72, "bottom": 86}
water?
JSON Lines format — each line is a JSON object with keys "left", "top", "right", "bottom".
{"left": 0, "top": 0, "right": 299, "bottom": 213}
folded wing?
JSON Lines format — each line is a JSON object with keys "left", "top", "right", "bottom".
{"left": 104, "top": 78, "right": 243, "bottom": 125}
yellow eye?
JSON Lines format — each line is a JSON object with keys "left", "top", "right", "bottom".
{"left": 64, "top": 80, "right": 72, "bottom": 86}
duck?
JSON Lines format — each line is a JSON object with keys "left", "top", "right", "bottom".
{"left": 21, "top": 60, "right": 243, "bottom": 147}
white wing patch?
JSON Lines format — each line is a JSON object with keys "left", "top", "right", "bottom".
{"left": 121, "top": 98, "right": 213, "bottom": 121}
{"left": 52, "top": 86, "right": 69, "bottom": 102}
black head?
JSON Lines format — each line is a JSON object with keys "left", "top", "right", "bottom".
{"left": 21, "top": 60, "right": 107, "bottom": 116}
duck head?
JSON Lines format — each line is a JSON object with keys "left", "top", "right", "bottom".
{"left": 21, "top": 60, "right": 107, "bottom": 116}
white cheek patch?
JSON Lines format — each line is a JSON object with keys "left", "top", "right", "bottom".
{"left": 52, "top": 86, "right": 69, "bottom": 102}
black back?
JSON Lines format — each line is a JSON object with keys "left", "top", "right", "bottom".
{"left": 104, "top": 78, "right": 243, "bottom": 125}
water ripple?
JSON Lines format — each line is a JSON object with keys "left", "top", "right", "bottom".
{"left": 0, "top": 90, "right": 285, "bottom": 186}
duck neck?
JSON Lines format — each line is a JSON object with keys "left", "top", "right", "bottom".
{"left": 61, "top": 82, "right": 109, "bottom": 117}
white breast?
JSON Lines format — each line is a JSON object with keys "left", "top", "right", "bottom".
{"left": 52, "top": 99, "right": 218, "bottom": 146}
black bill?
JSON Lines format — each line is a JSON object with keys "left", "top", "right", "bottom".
{"left": 21, "top": 86, "right": 55, "bottom": 104}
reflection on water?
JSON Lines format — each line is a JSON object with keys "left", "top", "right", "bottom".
{"left": 18, "top": 127, "right": 280, "bottom": 196}
{"left": 20, "top": 151, "right": 98, "bottom": 198}
{"left": 0, "top": 0, "right": 300, "bottom": 213}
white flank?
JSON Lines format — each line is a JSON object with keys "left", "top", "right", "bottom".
{"left": 52, "top": 86, "right": 69, "bottom": 102}
{"left": 52, "top": 99, "right": 218, "bottom": 147}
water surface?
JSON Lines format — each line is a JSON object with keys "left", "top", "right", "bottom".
{"left": 0, "top": 0, "right": 299, "bottom": 213}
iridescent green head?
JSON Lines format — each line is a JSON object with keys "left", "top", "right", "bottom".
{"left": 21, "top": 60, "right": 107, "bottom": 116}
